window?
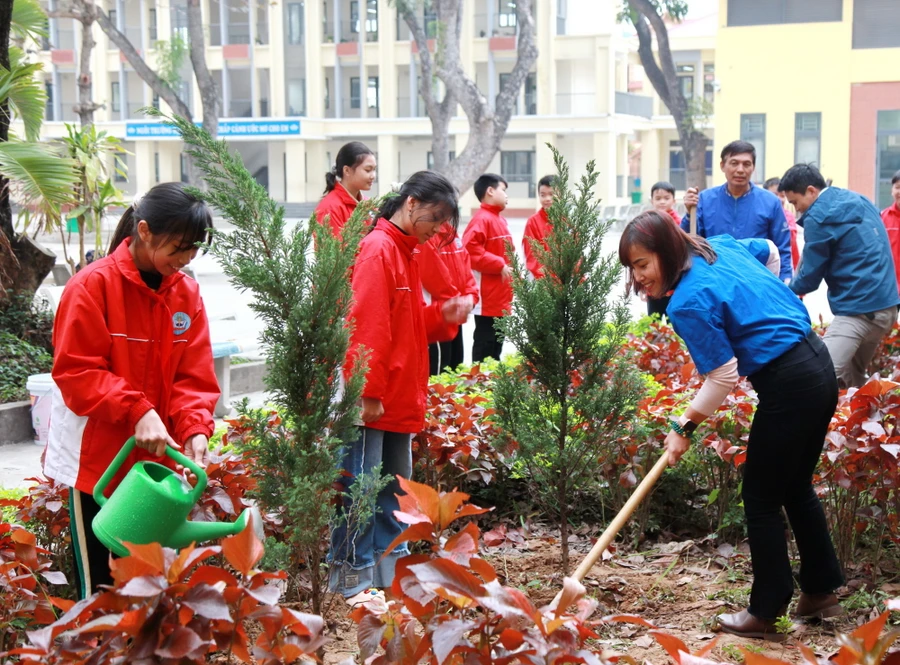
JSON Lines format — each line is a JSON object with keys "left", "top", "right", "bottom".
{"left": 727, "top": 0, "right": 841, "bottom": 27}
{"left": 288, "top": 3, "right": 304, "bottom": 44}
{"left": 676, "top": 64, "right": 694, "bottom": 100}
{"left": 154, "top": 152, "right": 160, "bottom": 184}
{"left": 703, "top": 63, "right": 715, "bottom": 107}
{"left": 794, "top": 112, "right": 821, "bottom": 166}
{"left": 427, "top": 151, "right": 455, "bottom": 170}
{"left": 498, "top": 0, "right": 517, "bottom": 28}
{"left": 366, "top": 76, "right": 379, "bottom": 111}
{"left": 524, "top": 72, "right": 536, "bottom": 115}
{"left": 501, "top": 150, "right": 535, "bottom": 198}
{"left": 111, "top": 81, "right": 120, "bottom": 113}
{"left": 853, "top": 0, "right": 900, "bottom": 49}
{"left": 180, "top": 155, "right": 189, "bottom": 184}
{"left": 44, "top": 81, "right": 53, "bottom": 121}
{"left": 288, "top": 78, "right": 306, "bottom": 115}
{"left": 424, "top": 2, "right": 438, "bottom": 37}
{"left": 740, "top": 113, "right": 766, "bottom": 183}
{"left": 668, "top": 140, "right": 713, "bottom": 191}
{"left": 108, "top": 8, "right": 117, "bottom": 28}
{"left": 365, "top": 0, "right": 378, "bottom": 36}
{"left": 350, "top": 1, "right": 359, "bottom": 33}
{"left": 325, "top": 76, "right": 330, "bottom": 110}
{"left": 152, "top": 93, "right": 160, "bottom": 110}
{"left": 350, "top": 76, "right": 360, "bottom": 108}
{"left": 149, "top": 8, "right": 157, "bottom": 41}
{"left": 877, "top": 110, "right": 900, "bottom": 209}
{"left": 556, "top": 0, "right": 566, "bottom": 35}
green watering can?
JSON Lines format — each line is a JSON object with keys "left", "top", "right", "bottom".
{"left": 92, "top": 437, "right": 253, "bottom": 557}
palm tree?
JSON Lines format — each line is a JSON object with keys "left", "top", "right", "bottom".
{"left": 0, "top": 0, "right": 79, "bottom": 305}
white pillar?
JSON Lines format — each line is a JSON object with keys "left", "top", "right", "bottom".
{"left": 249, "top": 0, "right": 258, "bottom": 116}
{"left": 268, "top": 140, "right": 286, "bottom": 201}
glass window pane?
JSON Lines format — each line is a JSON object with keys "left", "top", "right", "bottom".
{"left": 878, "top": 110, "right": 900, "bottom": 133}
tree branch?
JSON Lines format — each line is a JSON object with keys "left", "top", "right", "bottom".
{"left": 187, "top": 0, "right": 218, "bottom": 136}
{"left": 93, "top": 5, "right": 193, "bottom": 120}
{"left": 632, "top": 14, "right": 671, "bottom": 111}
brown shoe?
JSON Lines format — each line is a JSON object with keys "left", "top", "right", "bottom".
{"left": 794, "top": 593, "right": 843, "bottom": 619}
{"left": 715, "top": 609, "right": 788, "bottom": 642}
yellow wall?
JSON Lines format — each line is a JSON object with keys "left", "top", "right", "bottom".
{"left": 714, "top": 0, "right": 900, "bottom": 186}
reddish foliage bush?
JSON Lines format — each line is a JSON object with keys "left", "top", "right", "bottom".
{"left": 5, "top": 523, "right": 325, "bottom": 664}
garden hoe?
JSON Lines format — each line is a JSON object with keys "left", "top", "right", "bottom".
{"left": 552, "top": 451, "right": 670, "bottom": 607}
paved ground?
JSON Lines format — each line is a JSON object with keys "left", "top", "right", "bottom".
{"left": 3, "top": 214, "right": 832, "bottom": 489}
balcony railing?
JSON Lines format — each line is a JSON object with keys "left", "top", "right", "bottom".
{"left": 396, "top": 95, "right": 427, "bottom": 118}
{"left": 555, "top": 92, "right": 595, "bottom": 115}
{"left": 474, "top": 13, "right": 517, "bottom": 39}
{"left": 615, "top": 91, "right": 653, "bottom": 119}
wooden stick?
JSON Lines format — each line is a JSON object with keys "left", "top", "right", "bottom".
{"left": 689, "top": 205, "right": 697, "bottom": 235}
{"left": 570, "top": 451, "right": 670, "bottom": 584}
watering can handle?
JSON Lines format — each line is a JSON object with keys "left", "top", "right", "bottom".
{"left": 93, "top": 437, "right": 207, "bottom": 507}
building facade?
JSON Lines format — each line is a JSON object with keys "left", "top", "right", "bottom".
{"left": 713, "top": 0, "right": 900, "bottom": 209}
{"left": 36, "top": 0, "right": 708, "bottom": 214}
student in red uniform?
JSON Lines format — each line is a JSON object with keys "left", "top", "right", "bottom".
{"left": 765, "top": 177, "right": 800, "bottom": 273}
{"left": 43, "top": 183, "right": 219, "bottom": 599}
{"left": 523, "top": 175, "right": 556, "bottom": 279}
{"left": 650, "top": 181, "right": 682, "bottom": 227}
{"left": 329, "top": 171, "right": 470, "bottom": 602}
{"left": 881, "top": 170, "right": 900, "bottom": 296}
{"left": 463, "top": 173, "right": 513, "bottom": 363}
{"left": 418, "top": 225, "right": 479, "bottom": 374}
{"left": 314, "top": 141, "right": 376, "bottom": 236}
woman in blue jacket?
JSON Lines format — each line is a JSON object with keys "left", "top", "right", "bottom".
{"left": 619, "top": 211, "right": 844, "bottom": 641}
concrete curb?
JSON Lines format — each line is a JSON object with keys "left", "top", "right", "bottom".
{"left": 230, "top": 360, "right": 268, "bottom": 396}
{"left": 0, "top": 401, "right": 34, "bottom": 446}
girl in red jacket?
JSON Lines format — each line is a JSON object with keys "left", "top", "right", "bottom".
{"left": 330, "top": 171, "right": 469, "bottom": 602}
{"left": 44, "top": 182, "right": 220, "bottom": 599}
{"left": 418, "top": 227, "right": 478, "bottom": 374}
{"left": 314, "top": 141, "right": 376, "bottom": 237}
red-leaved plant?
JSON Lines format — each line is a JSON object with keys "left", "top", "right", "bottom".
{"left": 5, "top": 523, "right": 325, "bottom": 664}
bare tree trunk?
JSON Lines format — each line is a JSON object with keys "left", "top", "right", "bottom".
{"left": 73, "top": 10, "right": 99, "bottom": 127}
{"left": 629, "top": 0, "right": 709, "bottom": 191}
{"left": 398, "top": 0, "right": 538, "bottom": 195}
{"left": 94, "top": 6, "right": 193, "bottom": 119}
{"left": 186, "top": 0, "right": 218, "bottom": 138}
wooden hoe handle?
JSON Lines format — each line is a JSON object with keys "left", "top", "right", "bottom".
{"left": 570, "top": 451, "right": 670, "bottom": 584}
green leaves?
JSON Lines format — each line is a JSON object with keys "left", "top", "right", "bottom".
{"left": 0, "top": 141, "right": 78, "bottom": 236}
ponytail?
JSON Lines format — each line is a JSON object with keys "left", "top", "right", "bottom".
{"left": 108, "top": 206, "right": 138, "bottom": 254}
{"left": 377, "top": 193, "right": 405, "bottom": 222}
{"left": 323, "top": 141, "right": 375, "bottom": 195}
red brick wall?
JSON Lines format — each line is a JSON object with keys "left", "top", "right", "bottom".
{"left": 849, "top": 82, "right": 900, "bottom": 201}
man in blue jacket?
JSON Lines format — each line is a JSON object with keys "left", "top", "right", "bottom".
{"left": 780, "top": 163, "right": 900, "bottom": 388}
{"left": 683, "top": 140, "right": 792, "bottom": 281}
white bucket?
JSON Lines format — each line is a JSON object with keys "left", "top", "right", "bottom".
{"left": 26, "top": 373, "right": 55, "bottom": 447}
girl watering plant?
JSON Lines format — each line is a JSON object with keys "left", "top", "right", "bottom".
{"left": 619, "top": 211, "right": 844, "bottom": 641}
{"left": 43, "top": 182, "right": 219, "bottom": 599}
{"left": 330, "top": 171, "right": 469, "bottom": 604}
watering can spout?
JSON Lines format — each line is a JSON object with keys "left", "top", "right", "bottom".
{"left": 169, "top": 508, "right": 252, "bottom": 550}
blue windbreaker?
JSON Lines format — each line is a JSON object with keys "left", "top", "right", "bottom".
{"left": 680, "top": 183, "right": 792, "bottom": 280}
{"left": 790, "top": 187, "right": 900, "bottom": 316}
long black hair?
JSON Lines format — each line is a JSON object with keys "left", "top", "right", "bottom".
{"left": 108, "top": 182, "right": 214, "bottom": 255}
{"left": 618, "top": 210, "right": 717, "bottom": 298}
{"left": 324, "top": 141, "right": 375, "bottom": 194}
{"left": 377, "top": 171, "right": 460, "bottom": 241}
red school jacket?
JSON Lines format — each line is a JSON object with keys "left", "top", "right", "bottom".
{"left": 417, "top": 230, "right": 480, "bottom": 307}
{"left": 347, "top": 219, "right": 459, "bottom": 433}
{"left": 463, "top": 204, "right": 513, "bottom": 317}
{"left": 523, "top": 208, "right": 553, "bottom": 279}
{"left": 314, "top": 184, "right": 362, "bottom": 237}
{"left": 43, "top": 239, "right": 219, "bottom": 495}
{"left": 882, "top": 203, "right": 900, "bottom": 295}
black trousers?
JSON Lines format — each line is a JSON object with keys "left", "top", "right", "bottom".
{"left": 472, "top": 315, "right": 504, "bottom": 363}
{"left": 744, "top": 331, "right": 844, "bottom": 618}
{"left": 68, "top": 488, "right": 115, "bottom": 599}
{"left": 429, "top": 325, "right": 465, "bottom": 375}
{"left": 647, "top": 295, "right": 670, "bottom": 320}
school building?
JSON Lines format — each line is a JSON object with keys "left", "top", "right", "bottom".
{"left": 33, "top": 0, "right": 720, "bottom": 215}
{"left": 712, "top": 0, "right": 900, "bottom": 209}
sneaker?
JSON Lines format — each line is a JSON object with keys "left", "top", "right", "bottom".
{"left": 347, "top": 587, "right": 386, "bottom": 609}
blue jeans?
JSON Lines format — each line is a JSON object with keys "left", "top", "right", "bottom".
{"left": 329, "top": 427, "right": 413, "bottom": 597}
